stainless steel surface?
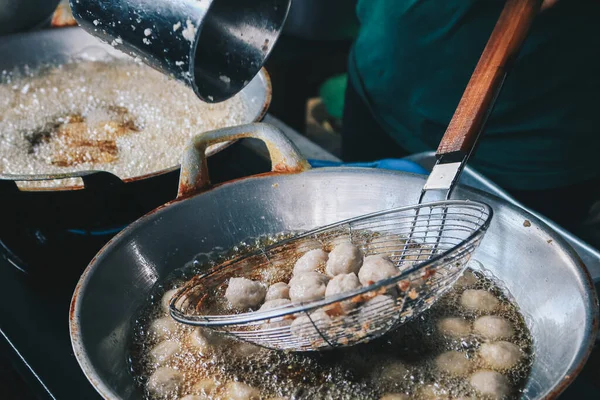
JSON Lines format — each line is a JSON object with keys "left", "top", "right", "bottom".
{"left": 0, "top": 0, "right": 60, "bottom": 35}
{"left": 71, "top": 125, "right": 598, "bottom": 399}
{"left": 70, "top": 0, "right": 290, "bottom": 103}
{"left": 423, "top": 161, "right": 462, "bottom": 191}
{"left": 0, "top": 27, "right": 272, "bottom": 189}
{"left": 283, "top": 0, "right": 358, "bottom": 41}
{"left": 177, "top": 123, "right": 309, "bottom": 198}
{"left": 406, "top": 152, "right": 600, "bottom": 284}
{"left": 171, "top": 123, "right": 491, "bottom": 351}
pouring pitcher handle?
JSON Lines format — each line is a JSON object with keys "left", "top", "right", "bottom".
{"left": 177, "top": 122, "right": 311, "bottom": 199}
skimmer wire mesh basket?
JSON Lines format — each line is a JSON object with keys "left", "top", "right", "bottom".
{"left": 170, "top": 200, "right": 492, "bottom": 351}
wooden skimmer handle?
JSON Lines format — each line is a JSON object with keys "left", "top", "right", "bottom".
{"left": 437, "top": 0, "right": 542, "bottom": 158}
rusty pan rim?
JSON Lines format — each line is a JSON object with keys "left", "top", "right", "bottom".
{"left": 69, "top": 167, "right": 599, "bottom": 400}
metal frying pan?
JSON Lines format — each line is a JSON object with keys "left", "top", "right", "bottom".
{"left": 0, "top": 26, "right": 272, "bottom": 275}
{"left": 70, "top": 122, "right": 599, "bottom": 400}
{"left": 0, "top": 26, "right": 272, "bottom": 190}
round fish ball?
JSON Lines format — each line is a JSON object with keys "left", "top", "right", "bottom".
{"left": 469, "top": 370, "right": 511, "bottom": 399}
{"left": 150, "top": 340, "right": 180, "bottom": 365}
{"left": 161, "top": 288, "right": 179, "bottom": 313}
{"left": 359, "top": 295, "right": 397, "bottom": 334}
{"left": 225, "top": 277, "right": 266, "bottom": 309}
{"left": 325, "top": 273, "right": 361, "bottom": 297}
{"left": 437, "top": 317, "right": 470, "bottom": 338}
{"left": 290, "top": 310, "right": 332, "bottom": 339}
{"left": 326, "top": 243, "right": 363, "bottom": 277}
{"left": 147, "top": 366, "right": 182, "bottom": 397}
{"left": 189, "top": 327, "right": 225, "bottom": 356}
{"left": 454, "top": 269, "right": 478, "bottom": 289}
{"left": 293, "top": 249, "right": 329, "bottom": 275}
{"left": 259, "top": 299, "right": 293, "bottom": 329}
{"left": 419, "top": 385, "right": 450, "bottom": 400}
{"left": 372, "top": 361, "right": 408, "bottom": 386}
{"left": 435, "top": 351, "right": 472, "bottom": 376}
{"left": 223, "top": 381, "right": 261, "bottom": 400}
{"left": 289, "top": 272, "right": 329, "bottom": 302}
{"left": 192, "top": 378, "right": 221, "bottom": 397}
{"left": 358, "top": 255, "right": 397, "bottom": 286}
{"left": 265, "top": 282, "right": 290, "bottom": 301}
{"left": 259, "top": 298, "right": 292, "bottom": 311}
{"left": 473, "top": 316, "right": 514, "bottom": 340}
{"left": 479, "top": 341, "right": 522, "bottom": 370}
{"left": 460, "top": 290, "right": 500, "bottom": 313}
{"left": 150, "top": 316, "right": 178, "bottom": 340}
{"left": 380, "top": 394, "right": 409, "bottom": 400}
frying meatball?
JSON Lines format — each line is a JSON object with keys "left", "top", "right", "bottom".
{"left": 259, "top": 299, "right": 293, "bottom": 329}
{"left": 150, "top": 340, "right": 180, "bottom": 365}
{"left": 147, "top": 366, "right": 182, "bottom": 397}
{"left": 358, "top": 295, "right": 397, "bottom": 334}
{"left": 325, "top": 273, "right": 361, "bottom": 298}
{"left": 325, "top": 243, "right": 363, "bottom": 277}
{"left": 223, "top": 381, "right": 261, "bottom": 400}
{"left": 460, "top": 289, "right": 500, "bottom": 313}
{"left": 259, "top": 298, "right": 292, "bottom": 311}
{"left": 454, "top": 268, "right": 478, "bottom": 289}
{"left": 479, "top": 341, "right": 522, "bottom": 370}
{"left": 161, "top": 288, "right": 179, "bottom": 313}
{"left": 437, "top": 317, "right": 471, "bottom": 338}
{"left": 290, "top": 310, "right": 332, "bottom": 340}
{"left": 293, "top": 249, "right": 329, "bottom": 275}
{"left": 371, "top": 360, "right": 408, "bottom": 386}
{"left": 289, "top": 272, "right": 329, "bottom": 302}
{"left": 192, "top": 378, "right": 221, "bottom": 396}
{"left": 469, "top": 370, "right": 511, "bottom": 399}
{"left": 265, "top": 282, "right": 290, "bottom": 301}
{"left": 225, "top": 277, "right": 267, "bottom": 310}
{"left": 435, "top": 351, "right": 472, "bottom": 376}
{"left": 150, "top": 316, "right": 179, "bottom": 340}
{"left": 418, "top": 385, "right": 450, "bottom": 400}
{"left": 358, "top": 255, "right": 397, "bottom": 286}
{"left": 473, "top": 316, "right": 514, "bottom": 340}
{"left": 189, "top": 327, "right": 225, "bottom": 356}
{"left": 380, "top": 394, "right": 409, "bottom": 400}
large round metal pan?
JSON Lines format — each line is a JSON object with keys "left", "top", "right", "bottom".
{"left": 70, "top": 123, "right": 599, "bottom": 400}
{"left": 0, "top": 26, "right": 272, "bottom": 191}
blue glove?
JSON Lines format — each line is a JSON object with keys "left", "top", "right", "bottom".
{"left": 308, "top": 158, "right": 429, "bottom": 175}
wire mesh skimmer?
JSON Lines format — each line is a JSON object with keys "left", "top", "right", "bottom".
{"left": 170, "top": 201, "right": 491, "bottom": 351}
{"left": 169, "top": 0, "right": 538, "bottom": 351}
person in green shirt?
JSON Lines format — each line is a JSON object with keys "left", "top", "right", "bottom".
{"left": 343, "top": 0, "right": 600, "bottom": 234}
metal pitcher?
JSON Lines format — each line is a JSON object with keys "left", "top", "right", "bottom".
{"left": 69, "top": 0, "right": 290, "bottom": 102}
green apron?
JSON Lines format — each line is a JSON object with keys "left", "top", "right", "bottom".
{"left": 348, "top": 0, "right": 600, "bottom": 190}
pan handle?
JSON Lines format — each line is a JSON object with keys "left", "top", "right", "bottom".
{"left": 436, "top": 0, "right": 542, "bottom": 158}
{"left": 177, "top": 122, "right": 311, "bottom": 199}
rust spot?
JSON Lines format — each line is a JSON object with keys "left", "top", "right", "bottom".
{"left": 547, "top": 239, "right": 553, "bottom": 244}
{"left": 272, "top": 161, "right": 304, "bottom": 174}
{"left": 324, "top": 302, "right": 346, "bottom": 317}
{"left": 523, "top": 220, "right": 531, "bottom": 227}
{"left": 408, "top": 288, "right": 419, "bottom": 300}
{"left": 398, "top": 280, "right": 410, "bottom": 291}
